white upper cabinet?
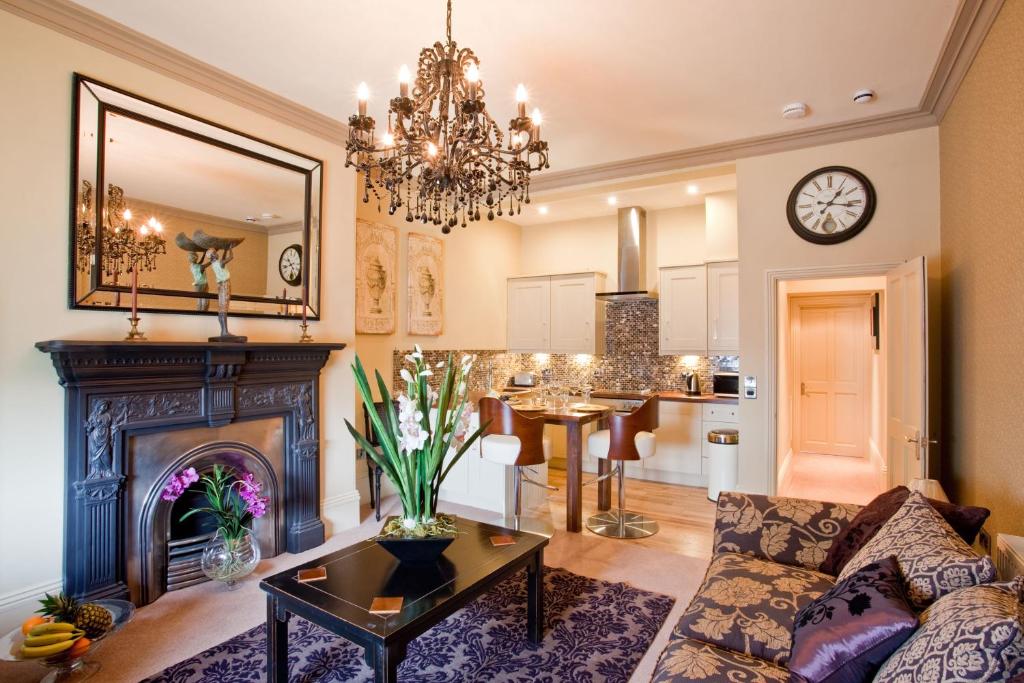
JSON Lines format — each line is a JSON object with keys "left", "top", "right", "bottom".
{"left": 659, "top": 265, "right": 708, "bottom": 355}
{"left": 707, "top": 261, "right": 740, "bottom": 354}
{"left": 507, "top": 276, "right": 550, "bottom": 353}
{"left": 507, "top": 273, "right": 605, "bottom": 354}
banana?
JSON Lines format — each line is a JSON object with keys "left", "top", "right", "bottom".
{"left": 24, "top": 630, "right": 83, "bottom": 647}
{"left": 20, "top": 639, "right": 78, "bottom": 658}
{"left": 27, "top": 622, "right": 77, "bottom": 636}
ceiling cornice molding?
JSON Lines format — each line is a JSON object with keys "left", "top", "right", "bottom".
{"left": 531, "top": 0, "right": 1003, "bottom": 192}
{"left": 0, "top": 0, "right": 347, "bottom": 145}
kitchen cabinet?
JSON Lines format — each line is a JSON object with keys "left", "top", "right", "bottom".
{"left": 701, "top": 402, "right": 739, "bottom": 476}
{"left": 507, "top": 276, "right": 550, "bottom": 352}
{"left": 659, "top": 261, "right": 739, "bottom": 356}
{"left": 659, "top": 265, "right": 707, "bottom": 355}
{"left": 708, "top": 261, "right": 740, "bottom": 354}
{"left": 641, "top": 401, "right": 704, "bottom": 484}
{"left": 507, "top": 272, "right": 605, "bottom": 354}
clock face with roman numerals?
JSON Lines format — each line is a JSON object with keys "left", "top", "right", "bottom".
{"left": 786, "top": 166, "right": 876, "bottom": 245}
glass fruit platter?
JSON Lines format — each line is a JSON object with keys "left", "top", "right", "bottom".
{"left": 0, "top": 599, "right": 134, "bottom": 682}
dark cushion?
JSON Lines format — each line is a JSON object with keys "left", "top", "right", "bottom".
{"left": 819, "top": 486, "right": 990, "bottom": 576}
{"left": 874, "top": 577, "right": 1024, "bottom": 682}
{"left": 674, "top": 552, "right": 835, "bottom": 666}
{"left": 789, "top": 556, "right": 918, "bottom": 683}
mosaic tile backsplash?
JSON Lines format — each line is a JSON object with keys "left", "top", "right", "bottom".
{"left": 392, "top": 300, "right": 738, "bottom": 394}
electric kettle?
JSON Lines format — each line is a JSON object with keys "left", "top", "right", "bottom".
{"left": 683, "top": 372, "right": 701, "bottom": 396}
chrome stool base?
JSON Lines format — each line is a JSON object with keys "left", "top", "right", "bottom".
{"left": 586, "top": 509, "right": 660, "bottom": 539}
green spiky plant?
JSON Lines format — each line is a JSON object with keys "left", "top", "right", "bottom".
{"left": 345, "top": 346, "right": 487, "bottom": 537}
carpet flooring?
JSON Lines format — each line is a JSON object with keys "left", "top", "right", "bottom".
{"left": 143, "top": 567, "right": 674, "bottom": 682}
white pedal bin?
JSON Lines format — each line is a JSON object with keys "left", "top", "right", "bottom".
{"left": 706, "top": 428, "right": 739, "bottom": 502}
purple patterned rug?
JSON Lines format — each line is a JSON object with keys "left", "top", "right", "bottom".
{"left": 144, "top": 567, "right": 674, "bottom": 682}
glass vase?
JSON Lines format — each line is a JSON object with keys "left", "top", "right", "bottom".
{"left": 201, "top": 528, "right": 260, "bottom": 590}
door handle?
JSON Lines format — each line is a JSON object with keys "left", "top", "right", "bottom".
{"left": 904, "top": 434, "right": 938, "bottom": 461}
{"left": 800, "top": 382, "right": 806, "bottom": 396}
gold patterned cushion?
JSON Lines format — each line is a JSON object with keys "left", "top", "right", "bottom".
{"left": 874, "top": 579, "right": 1024, "bottom": 682}
{"left": 837, "top": 491, "right": 996, "bottom": 609}
{"left": 675, "top": 552, "right": 835, "bottom": 666}
{"left": 652, "top": 637, "right": 792, "bottom": 683}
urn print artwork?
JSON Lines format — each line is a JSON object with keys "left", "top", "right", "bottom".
{"left": 355, "top": 219, "right": 397, "bottom": 334}
{"left": 407, "top": 232, "right": 444, "bottom": 336}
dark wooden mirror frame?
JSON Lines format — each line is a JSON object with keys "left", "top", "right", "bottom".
{"left": 69, "top": 73, "right": 324, "bottom": 320}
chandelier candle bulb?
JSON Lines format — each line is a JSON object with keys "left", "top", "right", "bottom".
{"left": 398, "top": 64, "right": 411, "bottom": 98}
{"left": 465, "top": 63, "right": 479, "bottom": 99}
{"left": 531, "top": 108, "right": 542, "bottom": 140}
{"left": 357, "top": 82, "right": 369, "bottom": 117}
{"left": 516, "top": 83, "right": 528, "bottom": 118}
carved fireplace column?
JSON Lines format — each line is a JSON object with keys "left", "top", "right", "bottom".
{"left": 36, "top": 340, "right": 345, "bottom": 604}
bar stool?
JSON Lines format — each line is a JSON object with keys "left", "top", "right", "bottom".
{"left": 478, "top": 397, "right": 556, "bottom": 534}
{"left": 585, "top": 396, "right": 659, "bottom": 538}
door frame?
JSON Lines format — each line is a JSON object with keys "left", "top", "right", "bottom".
{"left": 765, "top": 262, "right": 900, "bottom": 495}
{"left": 790, "top": 293, "right": 874, "bottom": 459}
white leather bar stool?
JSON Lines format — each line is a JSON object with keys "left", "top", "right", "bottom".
{"left": 478, "top": 397, "right": 556, "bottom": 534}
{"left": 585, "top": 397, "right": 660, "bottom": 539}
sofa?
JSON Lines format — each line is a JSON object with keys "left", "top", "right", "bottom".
{"left": 651, "top": 490, "right": 1024, "bottom": 683}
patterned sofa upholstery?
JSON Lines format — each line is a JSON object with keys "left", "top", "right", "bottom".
{"left": 652, "top": 492, "right": 862, "bottom": 682}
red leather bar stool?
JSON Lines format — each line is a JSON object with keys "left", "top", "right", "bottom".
{"left": 585, "top": 396, "right": 659, "bottom": 538}
{"left": 478, "top": 397, "right": 556, "bottom": 533}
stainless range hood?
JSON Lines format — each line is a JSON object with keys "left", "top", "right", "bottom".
{"left": 596, "top": 206, "right": 656, "bottom": 301}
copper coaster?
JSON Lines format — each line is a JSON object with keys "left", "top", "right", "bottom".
{"left": 489, "top": 535, "right": 517, "bottom": 547}
{"left": 369, "top": 597, "right": 404, "bottom": 615}
{"left": 296, "top": 566, "right": 327, "bottom": 583}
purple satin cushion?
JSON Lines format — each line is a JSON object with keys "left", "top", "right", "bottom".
{"left": 819, "top": 486, "right": 990, "bottom": 575}
{"left": 790, "top": 556, "right": 917, "bottom": 683}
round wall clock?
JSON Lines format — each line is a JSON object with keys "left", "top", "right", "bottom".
{"left": 786, "top": 166, "right": 876, "bottom": 244}
{"left": 278, "top": 244, "right": 302, "bottom": 286}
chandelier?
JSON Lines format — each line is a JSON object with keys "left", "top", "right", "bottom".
{"left": 345, "top": 0, "right": 549, "bottom": 233}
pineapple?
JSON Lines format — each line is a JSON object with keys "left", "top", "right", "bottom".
{"left": 37, "top": 592, "right": 80, "bottom": 623}
{"left": 75, "top": 603, "right": 112, "bottom": 638}
{"left": 37, "top": 592, "right": 111, "bottom": 637}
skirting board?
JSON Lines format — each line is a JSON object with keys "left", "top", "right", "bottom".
{"left": 321, "top": 489, "right": 361, "bottom": 534}
{"left": 0, "top": 578, "right": 63, "bottom": 634}
{"left": 777, "top": 448, "right": 795, "bottom": 493}
{"left": 869, "top": 438, "right": 888, "bottom": 490}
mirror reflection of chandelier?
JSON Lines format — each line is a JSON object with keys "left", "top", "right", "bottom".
{"left": 345, "top": 0, "right": 550, "bottom": 233}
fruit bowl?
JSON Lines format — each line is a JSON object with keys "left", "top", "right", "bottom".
{"left": 0, "top": 599, "right": 134, "bottom": 682}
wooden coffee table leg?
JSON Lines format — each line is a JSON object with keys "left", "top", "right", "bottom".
{"left": 372, "top": 641, "right": 405, "bottom": 682}
{"left": 526, "top": 549, "right": 544, "bottom": 644}
{"left": 266, "top": 595, "right": 289, "bottom": 683}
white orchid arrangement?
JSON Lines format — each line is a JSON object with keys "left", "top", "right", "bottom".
{"left": 345, "top": 346, "right": 486, "bottom": 537}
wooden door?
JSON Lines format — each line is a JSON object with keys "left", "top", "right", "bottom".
{"left": 659, "top": 265, "right": 707, "bottom": 355}
{"left": 708, "top": 261, "right": 740, "bottom": 353}
{"left": 886, "top": 257, "right": 929, "bottom": 485}
{"left": 550, "top": 274, "right": 596, "bottom": 353}
{"left": 793, "top": 295, "right": 872, "bottom": 457}
{"left": 507, "top": 277, "right": 550, "bottom": 352}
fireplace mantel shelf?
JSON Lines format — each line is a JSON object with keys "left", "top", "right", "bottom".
{"left": 36, "top": 337, "right": 345, "bottom": 605}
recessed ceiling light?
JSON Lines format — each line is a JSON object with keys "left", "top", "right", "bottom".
{"left": 686, "top": 184, "right": 699, "bottom": 195}
{"left": 782, "top": 102, "right": 808, "bottom": 119}
{"left": 607, "top": 196, "right": 618, "bottom": 206}
{"left": 538, "top": 205, "right": 549, "bottom": 215}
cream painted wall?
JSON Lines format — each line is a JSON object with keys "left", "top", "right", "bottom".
{"left": 939, "top": 0, "right": 1024, "bottom": 540}
{"left": 737, "top": 127, "right": 941, "bottom": 494}
{"left": 0, "top": 11, "right": 356, "bottom": 628}
{"left": 519, "top": 204, "right": 709, "bottom": 293}
{"left": 705, "top": 191, "right": 738, "bottom": 262}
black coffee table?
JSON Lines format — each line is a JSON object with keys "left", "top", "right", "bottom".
{"left": 260, "top": 517, "right": 548, "bottom": 682}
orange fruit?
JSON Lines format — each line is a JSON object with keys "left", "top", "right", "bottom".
{"left": 68, "top": 637, "right": 91, "bottom": 657}
{"left": 21, "top": 616, "right": 46, "bottom": 636}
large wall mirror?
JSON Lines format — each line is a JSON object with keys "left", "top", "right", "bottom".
{"left": 71, "top": 74, "right": 323, "bottom": 319}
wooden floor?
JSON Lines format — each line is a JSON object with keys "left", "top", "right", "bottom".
{"left": 545, "top": 469, "right": 718, "bottom": 559}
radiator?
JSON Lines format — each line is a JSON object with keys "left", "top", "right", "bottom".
{"left": 996, "top": 533, "right": 1024, "bottom": 580}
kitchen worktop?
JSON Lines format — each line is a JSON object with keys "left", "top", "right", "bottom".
{"left": 590, "top": 389, "right": 739, "bottom": 405}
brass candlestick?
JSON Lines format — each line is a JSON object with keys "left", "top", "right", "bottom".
{"left": 298, "top": 321, "right": 313, "bottom": 343}
{"left": 125, "top": 315, "right": 146, "bottom": 341}
{"left": 124, "top": 266, "right": 146, "bottom": 341}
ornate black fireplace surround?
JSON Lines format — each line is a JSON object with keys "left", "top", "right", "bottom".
{"left": 35, "top": 340, "right": 345, "bottom": 605}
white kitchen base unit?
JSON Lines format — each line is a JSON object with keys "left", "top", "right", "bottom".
{"left": 436, "top": 413, "right": 551, "bottom": 518}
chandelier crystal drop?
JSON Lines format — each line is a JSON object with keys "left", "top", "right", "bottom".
{"left": 345, "top": 0, "right": 550, "bottom": 234}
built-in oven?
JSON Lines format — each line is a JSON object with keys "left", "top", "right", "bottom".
{"left": 712, "top": 372, "right": 739, "bottom": 397}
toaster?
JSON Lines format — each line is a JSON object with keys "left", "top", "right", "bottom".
{"left": 512, "top": 372, "right": 537, "bottom": 387}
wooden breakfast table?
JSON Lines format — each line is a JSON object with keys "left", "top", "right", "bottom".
{"left": 528, "top": 405, "right": 614, "bottom": 532}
